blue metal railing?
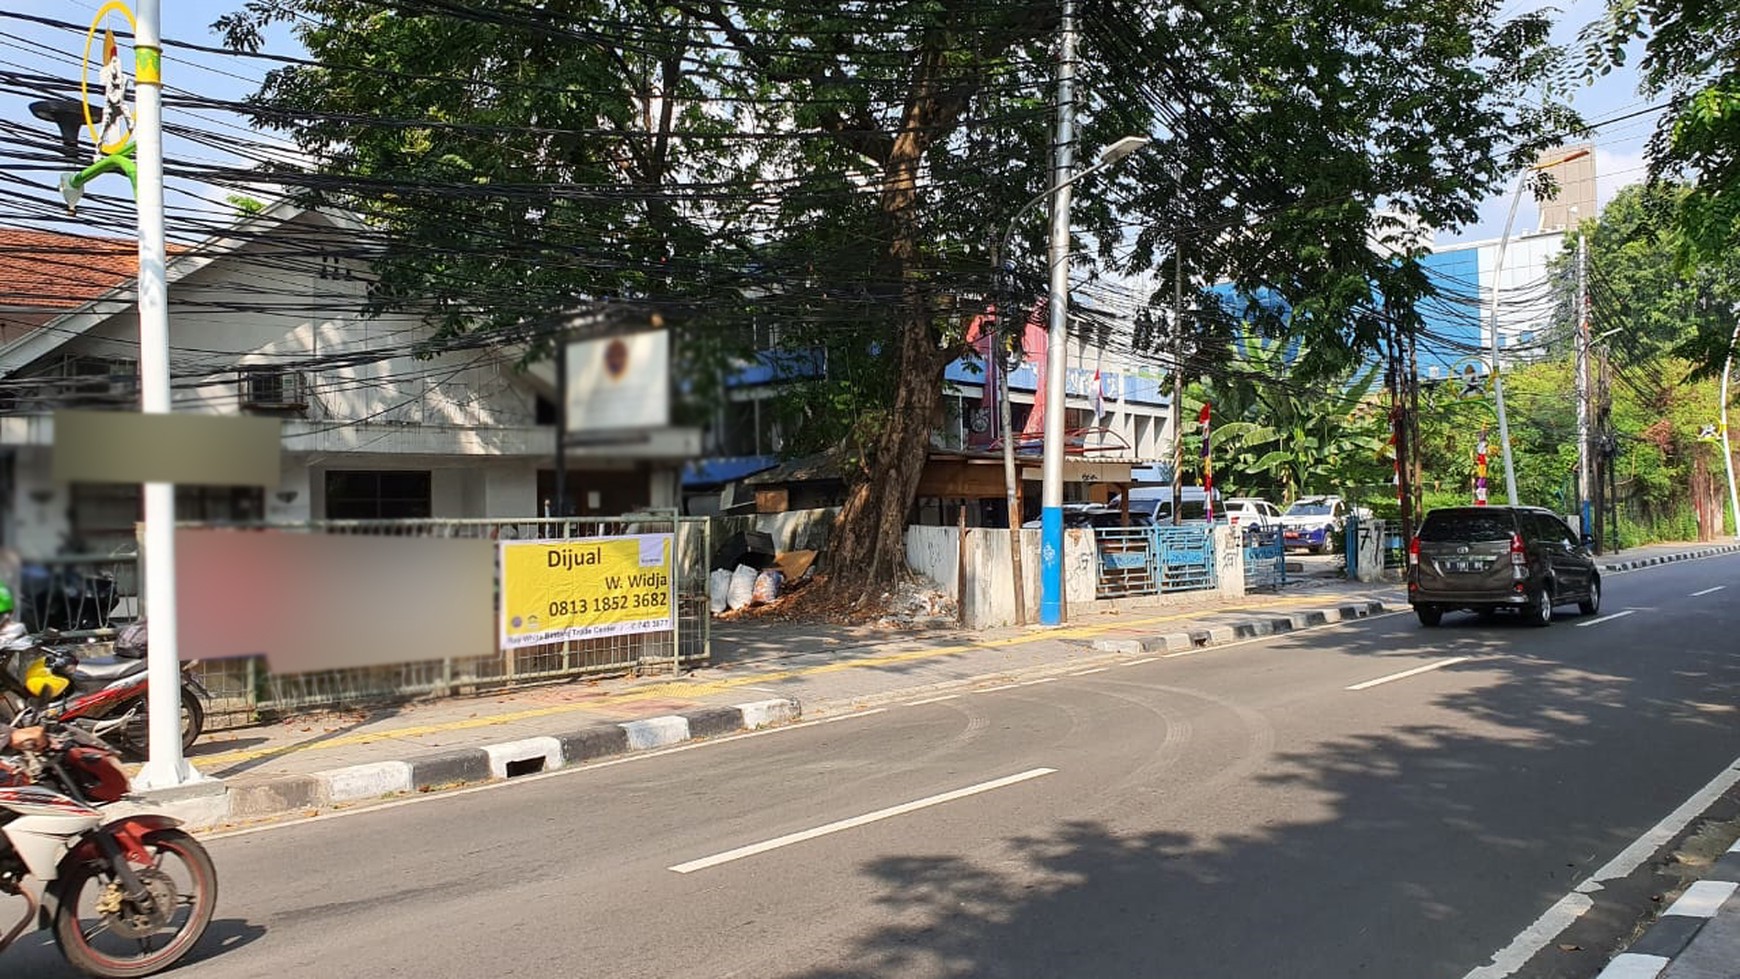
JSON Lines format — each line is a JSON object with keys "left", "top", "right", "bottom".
{"left": 1156, "top": 526, "right": 1217, "bottom": 593}
{"left": 1242, "top": 526, "right": 1286, "bottom": 592}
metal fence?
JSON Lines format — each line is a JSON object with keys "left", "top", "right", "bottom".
{"left": 1242, "top": 526, "right": 1287, "bottom": 592}
{"left": 10, "top": 552, "right": 139, "bottom": 639}
{"left": 1093, "top": 525, "right": 1220, "bottom": 599}
{"left": 64, "top": 515, "right": 710, "bottom": 730}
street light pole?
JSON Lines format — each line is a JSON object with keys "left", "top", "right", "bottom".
{"left": 130, "top": 0, "right": 196, "bottom": 789}
{"left": 1038, "top": 0, "right": 1078, "bottom": 627}
{"left": 1721, "top": 313, "right": 1740, "bottom": 540}
{"left": 1576, "top": 228, "right": 1593, "bottom": 537}
{"left": 129, "top": 0, "right": 198, "bottom": 789}
{"left": 1487, "top": 148, "right": 1591, "bottom": 508}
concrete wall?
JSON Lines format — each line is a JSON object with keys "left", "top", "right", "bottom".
{"left": 710, "top": 508, "right": 839, "bottom": 565}
{"left": 906, "top": 525, "right": 1096, "bottom": 630}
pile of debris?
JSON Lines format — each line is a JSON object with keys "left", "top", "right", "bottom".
{"left": 871, "top": 577, "right": 958, "bottom": 629}
{"left": 708, "top": 528, "right": 820, "bottom": 618}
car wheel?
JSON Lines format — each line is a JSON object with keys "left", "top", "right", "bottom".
{"left": 1578, "top": 576, "right": 1601, "bottom": 616}
{"left": 1415, "top": 606, "right": 1442, "bottom": 627}
{"left": 1527, "top": 587, "right": 1553, "bottom": 627}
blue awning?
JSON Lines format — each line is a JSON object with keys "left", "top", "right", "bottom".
{"left": 682, "top": 455, "right": 779, "bottom": 488}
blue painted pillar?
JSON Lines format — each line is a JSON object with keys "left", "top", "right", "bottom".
{"left": 1040, "top": 506, "right": 1063, "bottom": 625}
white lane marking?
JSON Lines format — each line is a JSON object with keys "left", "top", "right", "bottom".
{"left": 1345, "top": 657, "right": 1471, "bottom": 691}
{"left": 1577, "top": 610, "right": 1638, "bottom": 628}
{"left": 1124, "top": 657, "right": 1159, "bottom": 666}
{"left": 1463, "top": 755, "right": 1740, "bottom": 979}
{"left": 1691, "top": 585, "right": 1726, "bottom": 597}
{"left": 1016, "top": 677, "right": 1058, "bottom": 687}
{"left": 977, "top": 682, "right": 1022, "bottom": 693}
{"left": 1664, "top": 880, "right": 1739, "bottom": 918}
{"left": 907, "top": 695, "right": 959, "bottom": 706}
{"left": 1592, "top": 954, "right": 1670, "bottom": 979}
{"left": 667, "top": 768, "right": 1058, "bottom": 874}
{"left": 1068, "top": 667, "right": 1109, "bottom": 676}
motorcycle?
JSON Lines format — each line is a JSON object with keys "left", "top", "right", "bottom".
{"left": 0, "top": 621, "right": 209, "bottom": 762}
{"left": 1, "top": 721, "right": 218, "bottom": 977}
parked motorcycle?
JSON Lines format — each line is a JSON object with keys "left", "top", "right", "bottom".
{"left": 0, "top": 620, "right": 208, "bottom": 761}
{"left": 1, "top": 721, "right": 218, "bottom": 977}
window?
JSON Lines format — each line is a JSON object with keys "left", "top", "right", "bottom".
{"left": 325, "top": 470, "right": 432, "bottom": 520}
{"left": 240, "top": 370, "right": 307, "bottom": 410}
{"left": 1418, "top": 509, "right": 1518, "bottom": 542}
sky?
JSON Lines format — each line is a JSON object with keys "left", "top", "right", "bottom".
{"left": 2, "top": 0, "right": 1661, "bottom": 250}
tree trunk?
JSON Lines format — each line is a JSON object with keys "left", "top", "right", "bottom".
{"left": 817, "top": 41, "right": 965, "bottom": 609}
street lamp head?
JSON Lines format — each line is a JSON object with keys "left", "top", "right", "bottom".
{"left": 1096, "top": 135, "right": 1150, "bottom": 167}
{"left": 1531, "top": 147, "right": 1592, "bottom": 171}
{"left": 29, "top": 100, "right": 90, "bottom": 160}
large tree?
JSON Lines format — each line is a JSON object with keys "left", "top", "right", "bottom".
{"left": 1582, "top": 0, "right": 1740, "bottom": 378}
{"left": 217, "top": 0, "right": 1574, "bottom": 609}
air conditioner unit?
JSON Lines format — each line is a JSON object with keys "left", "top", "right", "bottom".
{"left": 239, "top": 370, "right": 308, "bottom": 411}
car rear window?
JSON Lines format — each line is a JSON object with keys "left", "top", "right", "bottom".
{"left": 1419, "top": 510, "right": 1517, "bottom": 542}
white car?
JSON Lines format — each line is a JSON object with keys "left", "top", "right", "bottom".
{"left": 1281, "top": 495, "right": 1348, "bottom": 554}
{"left": 1222, "top": 497, "right": 1283, "bottom": 531}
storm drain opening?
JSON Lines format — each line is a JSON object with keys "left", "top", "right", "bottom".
{"left": 505, "top": 757, "right": 546, "bottom": 778}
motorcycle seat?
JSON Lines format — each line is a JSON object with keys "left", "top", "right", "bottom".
{"left": 73, "top": 657, "right": 149, "bottom": 683}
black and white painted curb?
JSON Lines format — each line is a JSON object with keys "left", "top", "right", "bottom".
{"left": 117, "top": 699, "right": 800, "bottom": 831}
{"left": 1603, "top": 543, "right": 1740, "bottom": 573}
{"left": 1595, "top": 838, "right": 1740, "bottom": 979}
{"left": 1089, "top": 600, "right": 1393, "bottom": 655}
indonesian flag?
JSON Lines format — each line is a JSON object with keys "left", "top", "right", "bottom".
{"left": 1199, "top": 402, "right": 1214, "bottom": 520}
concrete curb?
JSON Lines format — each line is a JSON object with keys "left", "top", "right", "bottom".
{"left": 1601, "top": 543, "right": 1740, "bottom": 573}
{"left": 126, "top": 698, "right": 801, "bottom": 832}
{"left": 1594, "top": 840, "right": 1740, "bottom": 979}
{"left": 1089, "top": 600, "right": 1391, "bottom": 655}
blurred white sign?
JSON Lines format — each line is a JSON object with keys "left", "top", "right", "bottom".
{"left": 564, "top": 329, "right": 671, "bottom": 441}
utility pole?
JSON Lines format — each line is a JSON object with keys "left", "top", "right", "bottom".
{"left": 1170, "top": 175, "right": 1185, "bottom": 527}
{"left": 1576, "top": 230, "right": 1593, "bottom": 539}
{"left": 130, "top": 0, "right": 198, "bottom": 790}
{"left": 992, "top": 259, "right": 1025, "bottom": 626}
{"left": 1408, "top": 320, "right": 1424, "bottom": 529}
{"left": 1720, "top": 313, "right": 1740, "bottom": 539}
{"left": 1037, "top": 0, "right": 1076, "bottom": 626}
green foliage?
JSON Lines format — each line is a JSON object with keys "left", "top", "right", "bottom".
{"left": 1180, "top": 335, "right": 1391, "bottom": 503}
{"left": 1581, "top": 0, "right": 1740, "bottom": 379}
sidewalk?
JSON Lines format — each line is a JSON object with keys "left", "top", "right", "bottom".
{"left": 1596, "top": 838, "right": 1740, "bottom": 979}
{"left": 123, "top": 539, "right": 1740, "bottom": 831}
{"left": 124, "top": 575, "right": 1403, "bottom": 830}
{"left": 1596, "top": 541, "right": 1740, "bottom": 574}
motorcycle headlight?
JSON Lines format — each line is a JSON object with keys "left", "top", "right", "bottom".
{"left": 23, "top": 657, "right": 71, "bottom": 699}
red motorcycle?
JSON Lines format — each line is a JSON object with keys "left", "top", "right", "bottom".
{"left": 0, "top": 621, "right": 208, "bottom": 761}
{"left": 1, "top": 721, "right": 218, "bottom": 977}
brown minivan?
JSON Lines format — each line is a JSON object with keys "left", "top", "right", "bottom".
{"left": 1407, "top": 506, "right": 1601, "bottom": 627}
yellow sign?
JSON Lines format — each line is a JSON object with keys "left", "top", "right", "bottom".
{"left": 499, "top": 535, "right": 673, "bottom": 649}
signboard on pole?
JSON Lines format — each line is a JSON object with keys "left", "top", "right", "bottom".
{"left": 563, "top": 328, "right": 671, "bottom": 443}
{"left": 499, "top": 535, "right": 674, "bottom": 648}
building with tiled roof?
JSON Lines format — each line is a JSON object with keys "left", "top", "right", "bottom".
{"left": 0, "top": 227, "right": 188, "bottom": 347}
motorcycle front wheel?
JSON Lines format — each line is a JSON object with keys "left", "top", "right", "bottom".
{"left": 53, "top": 828, "right": 218, "bottom": 978}
{"left": 115, "top": 689, "right": 205, "bottom": 762}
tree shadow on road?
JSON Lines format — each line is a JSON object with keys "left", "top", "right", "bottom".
{"left": 778, "top": 611, "right": 1740, "bottom": 979}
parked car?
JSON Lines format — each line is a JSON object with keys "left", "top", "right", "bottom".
{"left": 1114, "top": 486, "right": 1224, "bottom": 526}
{"left": 1407, "top": 505, "right": 1600, "bottom": 627}
{"left": 1222, "top": 497, "right": 1283, "bottom": 532}
{"left": 1281, "top": 495, "right": 1348, "bottom": 554}
{"left": 1022, "top": 504, "right": 1155, "bottom": 531}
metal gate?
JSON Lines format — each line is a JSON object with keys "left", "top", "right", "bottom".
{"left": 1095, "top": 526, "right": 1219, "bottom": 599}
{"left": 1242, "top": 526, "right": 1286, "bottom": 592}
{"left": 146, "top": 515, "right": 712, "bottom": 728}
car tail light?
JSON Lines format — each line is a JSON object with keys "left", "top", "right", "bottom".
{"left": 1408, "top": 536, "right": 1420, "bottom": 566}
{"left": 1510, "top": 532, "right": 1527, "bottom": 567}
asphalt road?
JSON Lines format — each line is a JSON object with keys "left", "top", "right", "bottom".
{"left": 10, "top": 555, "right": 1739, "bottom": 979}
